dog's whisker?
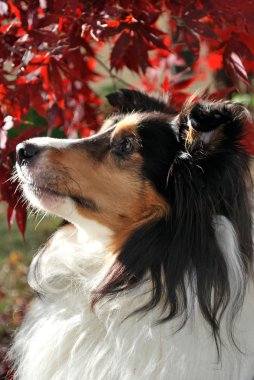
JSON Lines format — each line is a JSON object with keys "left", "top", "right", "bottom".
{"left": 35, "top": 211, "right": 48, "bottom": 230}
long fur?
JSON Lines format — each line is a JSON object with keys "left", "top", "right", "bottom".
{"left": 9, "top": 90, "right": 254, "bottom": 379}
{"left": 8, "top": 220, "right": 254, "bottom": 380}
{"left": 93, "top": 98, "right": 253, "bottom": 353}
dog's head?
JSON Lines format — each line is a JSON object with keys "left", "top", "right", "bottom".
{"left": 16, "top": 90, "right": 250, "bottom": 234}
{"left": 16, "top": 89, "right": 253, "bottom": 348}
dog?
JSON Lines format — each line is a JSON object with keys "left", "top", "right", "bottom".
{"left": 9, "top": 90, "right": 254, "bottom": 380}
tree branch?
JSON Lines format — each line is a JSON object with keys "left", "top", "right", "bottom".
{"left": 95, "top": 57, "right": 132, "bottom": 88}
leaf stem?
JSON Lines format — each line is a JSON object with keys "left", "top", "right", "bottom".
{"left": 95, "top": 56, "right": 132, "bottom": 88}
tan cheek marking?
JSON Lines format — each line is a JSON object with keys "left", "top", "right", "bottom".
{"left": 74, "top": 158, "right": 170, "bottom": 254}
{"left": 110, "top": 182, "right": 170, "bottom": 254}
{"left": 40, "top": 144, "right": 170, "bottom": 254}
{"left": 74, "top": 156, "right": 144, "bottom": 231}
{"left": 40, "top": 147, "right": 103, "bottom": 197}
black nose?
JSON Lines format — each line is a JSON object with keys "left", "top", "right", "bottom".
{"left": 16, "top": 142, "right": 40, "bottom": 165}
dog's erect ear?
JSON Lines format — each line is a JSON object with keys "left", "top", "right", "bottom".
{"left": 178, "top": 99, "right": 251, "bottom": 152}
{"left": 106, "top": 89, "right": 175, "bottom": 114}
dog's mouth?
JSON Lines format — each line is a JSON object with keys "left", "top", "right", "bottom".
{"left": 26, "top": 183, "right": 65, "bottom": 199}
{"left": 22, "top": 182, "right": 66, "bottom": 208}
{"left": 23, "top": 182, "right": 97, "bottom": 211}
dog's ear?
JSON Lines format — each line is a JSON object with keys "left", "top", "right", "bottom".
{"left": 178, "top": 99, "right": 251, "bottom": 153}
{"left": 106, "top": 89, "right": 175, "bottom": 114}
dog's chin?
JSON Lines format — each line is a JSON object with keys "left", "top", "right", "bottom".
{"left": 22, "top": 183, "right": 75, "bottom": 219}
{"left": 21, "top": 183, "right": 112, "bottom": 241}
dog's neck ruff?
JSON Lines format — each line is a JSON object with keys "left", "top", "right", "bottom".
{"left": 75, "top": 218, "right": 112, "bottom": 246}
{"left": 9, "top": 217, "right": 254, "bottom": 380}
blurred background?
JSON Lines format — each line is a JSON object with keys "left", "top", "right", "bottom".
{"left": 1, "top": 1, "right": 254, "bottom": 378}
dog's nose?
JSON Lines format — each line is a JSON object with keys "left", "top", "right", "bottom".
{"left": 16, "top": 142, "right": 40, "bottom": 165}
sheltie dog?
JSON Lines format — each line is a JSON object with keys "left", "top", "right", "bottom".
{"left": 9, "top": 90, "right": 254, "bottom": 379}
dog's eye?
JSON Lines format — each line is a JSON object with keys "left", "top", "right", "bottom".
{"left": 120, "top": 138, "right": 134, "bottom": 153}
{"left": 112, "top": 137, "right": 135, "bottom": 156}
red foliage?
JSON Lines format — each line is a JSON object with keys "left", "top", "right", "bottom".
{"left": 0, "top": 0, "right": 254, "bottom": 236}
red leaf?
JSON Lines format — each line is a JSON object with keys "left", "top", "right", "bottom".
{"left": 16, "top": 206, "right": 27, "bottom": 238}
{"left": 187, "top": 21, "right": 218, "bottom": 40}
{"left": 0, "top": 159, "right": 15, "bottom": 204}
{"left": 170, "top": 91, "right": 191, "bottom": 111}
{"left": 207, "top": 52, "right": 223, "bottom": 71}
{"left": 8, "top": 0, "right": 21, "bottom": 20}
{"left": 110, "top": 31, "right": 131, "bottom": 70}
{"left": 7, "top": 205, "right": 15, "bottom": 231}
{"left": 161, "top": 75, "right": 170, "bottom": 92}
{"left": 68, "top": 0, "right": 79, "bottom": 12}
{"left": 184, "top": 28, "right": 200, "bottom": 56}
{"left": 172, "top": 76, "right": 199, "bottom": 91}
{"left": 47, "top": 59, "right": 64, "bottom": 101}
{"left": 132, "top": 35, "right": 149, "bottom": 73}
{"left": 207, "top": 86, "right": 236, "bottom": 100}
{"left": 54, "top": 0, "right": 67, "bottom": 13}
{"left": 106, "top": 20, "right": 120, "bottom": 28}
{"left": 36, "top": 15, "right": 58, "bottom": 29}
{"left": 0, "top": 157, "right": 27, "bottom": 236}
{"left": 140, "top": 25, "right": 169, "bottom": 51}
{"left": 48, "top": 103, "right": 64, "bottom": 127}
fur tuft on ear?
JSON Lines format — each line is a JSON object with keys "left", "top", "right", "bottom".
{"left": 178, "top": 99, "right": 252, "bottom": 151}
{"left": 106, "top": 89, "right": 175, "bottom": 114}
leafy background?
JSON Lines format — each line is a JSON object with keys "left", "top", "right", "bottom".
{"left": 1, "top": 0, "right": 254, "bottom": 378}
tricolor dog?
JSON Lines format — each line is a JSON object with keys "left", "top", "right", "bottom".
{"left": 9, "top": 90, "right": 254, "bottom": 380}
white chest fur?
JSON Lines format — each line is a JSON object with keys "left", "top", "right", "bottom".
{"left": 9, "top": 220, "right": 254, "bottom": 380}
